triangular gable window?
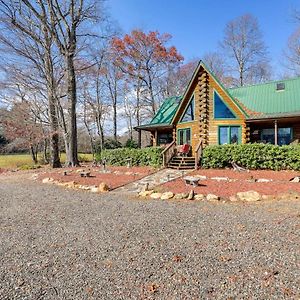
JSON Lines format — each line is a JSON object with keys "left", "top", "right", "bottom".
{"left": 180, "top": 95, "right": 194, "bottom": 122}
{"left": 214, "top": 91, "right": 236, "bottom": 119}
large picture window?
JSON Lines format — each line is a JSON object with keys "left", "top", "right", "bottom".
{"left": 214, "top": 91, "right": 236, "bottom": 119}
{"left": 219, "top": 126, "right": 240, "bottom": 145}
{"left": 261, "top": 128, "right": 292, "bottom": 145}
{"left": 180, "top": 95, "right": 194, "bottom": 123}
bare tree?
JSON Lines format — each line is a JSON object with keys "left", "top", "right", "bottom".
{"left": 284, "top": 10, "right": 300, "bottom": 75}
{"left": 203, "top": 52, "right": 227, "bottom": 81}
{"left": 220, "top": 14, "right": 270, "bottom": 86}
{"left": 0, "top": 0, "right": 62, "bottom": 167}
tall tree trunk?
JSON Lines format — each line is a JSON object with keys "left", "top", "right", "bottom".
{"left": 66, "top": 54, "right": 79, "bottom": 166}
{"left": 43, "top": 24, "right": 61, "bottom": 168}
{"left": 30, "top": 145, "right": 38, "bottom": 164}
{"left": 136, "top": 85, "right": 142, "bottom": 148}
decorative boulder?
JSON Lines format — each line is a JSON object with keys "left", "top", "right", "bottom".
{"left": 206, "top": 194, "right": 220, "bottom": 201}
{"left": 290, "top": 176, "right": 300, "bottom": 183}
{"left": 187, "top": 190, "right": 195, "bottom": 200}
{"left": 90, "top": 187, "right": 99, "bottom": 193}
{"left": 150, "top": 192, "right": 162, "bottom": 199}
{"left": 236, "top": 190, "right": 261, "bottom": 202}
{"left": 98, "top": 182, "right": 109, "bottom": 192}
{"left": 194, "top": 194, "right": 205, "bottom": 201}
{"left": 161, "top": 192, "right": 174, "bottom": 200}
{"left": 138, "top": 190, "right": 154, "bottom": 197}
{"left": 42, "top": 177, "right": 54, "bottom": 184}
{"left": 174, "top": 193, "right": 189, "bottom": 199}
{"left": 229, "top": 196, "right": 239, "bottom": 202}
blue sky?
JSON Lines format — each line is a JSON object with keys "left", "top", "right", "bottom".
{"left": 108, "top": 0, "right": 300, "bottom": 77}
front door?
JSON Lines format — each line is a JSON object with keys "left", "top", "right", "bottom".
{"left": 177, "top": 128, "right": 191, "bottom": 145}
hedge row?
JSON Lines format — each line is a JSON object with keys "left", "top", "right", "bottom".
{"left": 96, "top": 147, "right": 162, "bottom": 167}
{"left": 202, "top": 143, "right": 300, "bottom": 171}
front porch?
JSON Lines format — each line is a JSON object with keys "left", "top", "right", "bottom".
{"left": 247, "top": 114, "right": 300, "bottom": 145}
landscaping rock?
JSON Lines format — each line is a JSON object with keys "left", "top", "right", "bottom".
{"left": 194, "top": 175, "right": 207, "bottom": 180}
{"left": 150, "top": 192, "right": 162, "bottom": 199}
{"left": 206, "top": 194, "right": 220, "bottom": 201}
{"left": 237, "top": 190, "right": 261, "bottom": 202}
{"left": 138, "top": 190, "right": 154, "bottom": 197}
{"left": 256, "top": 178, "right": 272, "bottom": 183}
{"left": 64, "top": 181, "right": 77, "bottom": 189}
{"left": 42, "top": 177, "right": 54, "bottom": 184}
{"left": 187, "top": 189, "right": 194, "bottom": 200}
{"left": 174, "top": 193, "right": 188, "bottom": 199}
{"left": 98, "top": 182, "right": 109, "bottom": 192}
{"left": 90, "top": 187, "right": 99, "bottom": 193}
{"left": 229, "top": 195, "right": 239, "bottom": 202}
{"left": 289, "top": 176, "right": 300, "bottom": 183}
{"left": 194, "top": 194, "right": 205, "bottom": 201}
{"left": 211, "top": 177, "right": 229, "bottom": 181}
{"left": 161, "top": 192, "right": 174, "bottom": 200}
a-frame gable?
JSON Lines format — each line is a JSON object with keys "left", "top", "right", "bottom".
{"left": 171, "top": 61, "right": 248, "bottom": 125}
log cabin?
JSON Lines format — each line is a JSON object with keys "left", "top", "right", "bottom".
{"left": 136, "top": 61, "right": 300, "bottom": 169}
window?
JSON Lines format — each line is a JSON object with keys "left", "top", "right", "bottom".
{"left": 261, "top": 128, "right": 292, "bottom": 145}
{"left": 276, "top": 82, "right": 285, "bottom": 91}
{"left": 219, "top": 126, "right": 240, "bottom": 145}
{"left": 178, "top": 128, "right": 191, "bottom": 145}
{"left": 157, "top": 133, "right": 173, "bottom": 146}
{"left": 180, "top": 95, "right": 194, "bottom": 122}
{"left": 214, "top": 91, "right": 236, "bottom": 119}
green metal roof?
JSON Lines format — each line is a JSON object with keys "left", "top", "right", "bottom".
{"left": 229, "top": 77, "right": 300, "bottom": 116}
{"left": 149, "top": 96, "right": 182, "bottom": 125}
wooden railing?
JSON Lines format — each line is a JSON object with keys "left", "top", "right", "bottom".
{"left": 162, "top": 140, "right": 176, "bottom": 167}
{"left": 194, "top": 140, "right": 203, "bottom": 169}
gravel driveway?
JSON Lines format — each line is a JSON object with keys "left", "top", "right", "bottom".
{"left": 0, "top": 177, "right": 299, "bottom": 299}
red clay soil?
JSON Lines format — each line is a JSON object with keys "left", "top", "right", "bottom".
{"left": 39, "top": 166, "right": 155, "bottom": 190}
{"left": 160, "top": 169, "right": 300, "bottom": 198}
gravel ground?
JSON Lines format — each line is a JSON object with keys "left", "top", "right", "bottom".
{"left": 0, "top": 177, "right": 299, "bottom": 299}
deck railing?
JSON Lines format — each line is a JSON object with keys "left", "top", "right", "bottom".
{"left": 162, "top": 141, "right": 176, "bottom": 167}
{"left": 194, "top": 140, "right": 203, "bottom": 169}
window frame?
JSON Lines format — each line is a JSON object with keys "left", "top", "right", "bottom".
{"left": 213, "top": 90, "right": 238, "bottom": 120}
{"left": 260, "top": 127, "right": 293, "bottom": 145}
{"left": 179, "top": 94, "right": 195, "bottom": 124}
{"left": 177, "top": 128, "right": 192, "bottom": 145}
{"left": 218, "top": 125, "right": 241, "bottom": 145}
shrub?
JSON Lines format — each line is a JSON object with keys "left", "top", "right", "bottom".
{"left": 103, "top": 138, "right": 122, "bottom": 149}
{"left": 124, "top": 139, "right": 139, "bottom": 149}
{"left": 96, "top": 147, "right": 162, "bottom": 167}
{"left": 202, "top": 143, "right": 300, "bottom": 171}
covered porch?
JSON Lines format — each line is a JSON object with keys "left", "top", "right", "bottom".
{"left": 247, "top": 113, "right": 300, "bottom": 145}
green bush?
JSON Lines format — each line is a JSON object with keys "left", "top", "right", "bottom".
{"left": 103, "top": 138, "right": 122, "bottom": 149}
{"left": 124, "top": 139, "right": 139, "bottom": 149}
{"left": 96, "top": 147, "right": 162, "bottom": 167}
{"left": 202, "top": 143, "right": 300, "bottom": 171}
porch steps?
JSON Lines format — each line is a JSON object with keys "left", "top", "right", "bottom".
{"left": 168, "top": 156, "right": 196, "bottom": 170}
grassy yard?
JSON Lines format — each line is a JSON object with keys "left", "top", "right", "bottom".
{"left": 0, "top": 153, "right": 93, "bottom": 169}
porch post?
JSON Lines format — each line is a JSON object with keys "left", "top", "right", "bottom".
{"left": 154, "top": 130, "right": 158, "bottom": 147}
{"left": 274, "top": 120, "right": 278, "bottom": 145}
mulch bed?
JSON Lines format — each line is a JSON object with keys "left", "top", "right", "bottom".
{"left": 160, "top": 169, "right": 300, "bottom": 197}
{"left": 39, "top": 166, "right": 155, "bottom": 190}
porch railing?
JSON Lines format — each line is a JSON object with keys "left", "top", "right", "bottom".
{"left": 162, "top": 140, "right": 176, "bottom": 167}
{"left": 194, "top": 139, "right": 203, "bottom": 169}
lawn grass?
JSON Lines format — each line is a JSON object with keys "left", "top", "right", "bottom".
{"left": 0, "top": 153, "right": 93, "bottom": 169}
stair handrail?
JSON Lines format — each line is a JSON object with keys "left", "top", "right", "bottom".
{"left": 194, "top": 139, "right": 203, "bottom": 169}
{"left": 161, "top": 140, "right": 176, "bottom": 167}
